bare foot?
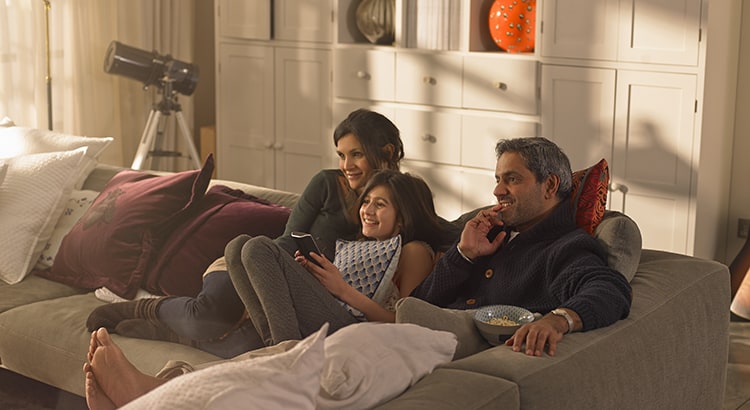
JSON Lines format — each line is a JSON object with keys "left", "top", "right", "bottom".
{"left": 83, "top": 361, "right": 116, "bottom": 410}
{"left": 88, "top": 328, "right": 168, "bottom": 407}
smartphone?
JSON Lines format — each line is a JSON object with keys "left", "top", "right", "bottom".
{"left": 291, "top": 231, "right": 322, "bottom": 267}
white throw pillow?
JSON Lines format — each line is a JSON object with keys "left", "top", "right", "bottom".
{"left": 317, "top": 322, "right": 457, "bottom": 409}
{"left": 120, "top": 324, "right": 328, "bottom": 410}
{"left": 0, "top": 148, "right": 87, "bottom": 284}
{"left": 0, "top": 116, "right": 14, "bottom": 127}
{"left": 0, "top": 160, "right": 7, "bottom": 183}
{"left": 0, "top": 126, "right": 113, "bottom": 188}
{"left": 35, "top": 189, "right": 99, "bottom": 269}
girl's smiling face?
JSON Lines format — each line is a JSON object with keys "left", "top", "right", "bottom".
{"left": 359, "top": 184, "right": 400, "bottom": 240}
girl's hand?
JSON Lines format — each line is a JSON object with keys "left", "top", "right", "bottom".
{"left": 305, "top": 252, "right": 350, "bottom": 298}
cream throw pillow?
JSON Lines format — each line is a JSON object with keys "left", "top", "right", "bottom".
{"left": 0, "top": 148, "right": 87, "bottom": 284}
{"left": 0, "top": 160, "right": 7, "bottom": 183}
{"left": 317, "top": 322, "right": 457, "bottom": 409}
{"left": 0, "top": 126, "right": 113, "bottom": 188}
{"left": 121, "top": 324, "right": 328, "bottom": 410}
{"left": 35, "top": 189, "right": 99, "bottom": 269}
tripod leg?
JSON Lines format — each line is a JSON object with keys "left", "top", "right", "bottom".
{"left": 175, "top": 111, "right": 202, "bottom": 169}
{"left": 132, "top": 110, "right": 162, "bottom": 170}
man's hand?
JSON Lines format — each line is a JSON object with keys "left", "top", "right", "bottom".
{"left": 504, "top": 314, "right": 567, "bottom": 356}
{"left": 458, "top": 205, "right": 506, "bottom": 260}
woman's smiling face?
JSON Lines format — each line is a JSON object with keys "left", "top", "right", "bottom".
{"left": 336, "top": 133, "right": 375, "bottom": 193}
{"left": 359, "top": 184, "right": 400, "bottom": 241}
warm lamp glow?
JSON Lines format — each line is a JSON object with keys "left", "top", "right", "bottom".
{"left": 731, "top": 274, "right": 750, "bottom": 319}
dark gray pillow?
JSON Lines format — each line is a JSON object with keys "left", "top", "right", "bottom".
{"left": 594, "top": 211, "right": 642, "bottom": 282}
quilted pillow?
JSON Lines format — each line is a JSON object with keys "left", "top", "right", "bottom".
{"left": 41, "top": 156, "right": 214, "bottom": 299}
{"left": 0, "top": 126, "right": 113, "bottom": 188}
{"left": 0, "top": 148, "right": 87, "bottom": 284}
{"left": 570, "top": 158, "right": 609, "bottom": 235}
{"left": 333, "top": 235, "right": 402, "bottom": 319}
{"left": 144, "top": 185, "right": 292, "bottom": 297}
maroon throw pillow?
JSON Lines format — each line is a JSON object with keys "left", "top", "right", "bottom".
{"left": 41, "top": 155, "right": 214, "bottom": 299}
{"left": 143, "top": 185, "right": 292, "bottom": 297}
{"left": 570, "top": 158, "right": 609, "bottom": 235}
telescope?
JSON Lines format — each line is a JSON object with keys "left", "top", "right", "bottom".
{"left": 104, "top": 40, "right": 199, "bottom": 96}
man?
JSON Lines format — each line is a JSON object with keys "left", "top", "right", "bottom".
{"left": 411, "top": 137, "right": 632, "bottom": 357}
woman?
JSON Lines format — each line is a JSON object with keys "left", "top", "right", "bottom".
{"left": 86, "top": 108, "right": 407, "bottom": 358}
{"left": 227, "top": 169, "right": 446, "bottom": 349}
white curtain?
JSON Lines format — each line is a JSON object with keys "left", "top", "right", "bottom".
{"left": 0, "top": 0, "right": 195, "bottom": 169}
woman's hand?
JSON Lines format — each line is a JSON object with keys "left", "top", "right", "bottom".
{"left": 302, "top": 252, "right": 351, "bottom": 299}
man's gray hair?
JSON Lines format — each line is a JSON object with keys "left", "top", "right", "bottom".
{"left": 495, "top": 137, "right": 573, "bottom": 200}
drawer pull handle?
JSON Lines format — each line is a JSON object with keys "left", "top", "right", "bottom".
{"left": 423, "top": 76, "right": 437, "bottom": 85}
{"left": 356, "top": 70, "right": 370, "bottom": 80}
{"left": 609, "top": 182, "right": 628, "bottom": 194}
{"left": 273, "top": 142, "right": 284, "bottom": 150}
{"left": 421, "top": 134, "right": 437, "bottom": 143}
{"left": 493, "top": 81, "right": 508, "bottom": 91}
{"left": 264, "top": 141, "right": 274, "bottom": 149}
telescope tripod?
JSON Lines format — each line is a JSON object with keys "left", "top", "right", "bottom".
{"left": 131, "top": 91, "right": 201, "bottom": 171}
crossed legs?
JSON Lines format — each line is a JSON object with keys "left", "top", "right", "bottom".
{"left": 83, "top": 328, "right": 167, "bottom": 409}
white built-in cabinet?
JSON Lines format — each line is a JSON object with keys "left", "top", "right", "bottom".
{"left": 214, "top": 0, "right": 332, "bottom": 194}
{"left": 215, "top": 0, "right": 734, "bottom": 257}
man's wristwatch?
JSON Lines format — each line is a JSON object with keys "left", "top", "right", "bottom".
{"left": 550, "top": 308, "right": 574, "bottom": 334}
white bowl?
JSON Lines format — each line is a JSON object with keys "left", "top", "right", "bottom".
{"left": 473, "top": 305, "right": 535, "bottom": 346}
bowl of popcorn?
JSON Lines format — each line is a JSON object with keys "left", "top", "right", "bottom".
{"left": 473, "top": 305, "right": 536, "bottom": 345}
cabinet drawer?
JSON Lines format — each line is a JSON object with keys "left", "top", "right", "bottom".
{"left": 217, "top": 0, "right": 271, "bottom": 40}
{"left": 463, "top": 56, "right": 538, "bottom": 115}
{"left": 333, "top": 48, "right": 395, "bottom": 101}
{"left": 395, "top": 52, "right": 463, "bottom": 108}
{"left": 461, "top": 113, "right": 538, "bottom": 169}
{"left": 396, "top": 108, "right": 462, "bottom": 166}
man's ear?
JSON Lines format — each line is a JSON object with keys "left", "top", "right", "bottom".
{"left": 545, "top": 174, "right": 561, "bottom": 198}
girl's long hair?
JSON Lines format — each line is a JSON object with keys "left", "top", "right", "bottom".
{"left": 356, "top": 170, "right": 445, "bottom": 251}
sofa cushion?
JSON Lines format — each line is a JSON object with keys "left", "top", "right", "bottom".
{"left": 0, "top": 148, "right": 87, "bottom": 284}
{"left": 35, "top": 189, "right": 98, "bottom": 270}
{"left": 41, "top": 157, "right": 214, "bottom": 299}
{"left": 0, "top": 275, "right": 85, "bottom": 315}
{"left": 144, "top": 185, "right": 292, "bottom": 297}
{"left": 594, "top": 211, "right": 642, "bottom": 282}
{"left": 0, "top": 293, "right": 221, "bottom": 396}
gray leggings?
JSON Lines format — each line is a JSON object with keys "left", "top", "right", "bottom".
{"left": 225, "top": 234, "right": 358, "bottom": 346}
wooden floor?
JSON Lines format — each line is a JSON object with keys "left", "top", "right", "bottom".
{"left": 1, "top": 321, "right": 750, "bottom": 409}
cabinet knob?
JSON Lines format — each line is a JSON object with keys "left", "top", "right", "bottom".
{"left": 423, "top": 76, "right": 437, "bottom": 86}
{"left": 264, "top": 141, "right": 274, "bottom": 149}
{"left": 492, "top": 81, "right": 508, "bottom": 91}
{"left": 356, "top": 70, "right": 370, "bottom": 80}
{"left": 273, "top": 142, "right": 283, "bottom": 150}
{"left": 609, "top": 182, "right": 629, "bottom": 194}
{"left": 421, "top": 134, "right": 437, "bottom": 143}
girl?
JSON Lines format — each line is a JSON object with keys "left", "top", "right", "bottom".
{"left": 226, "top": 169, "right": 447, "bottom": 347}
{"left": 86, "top": 109, "right": 410, "bottom": 358}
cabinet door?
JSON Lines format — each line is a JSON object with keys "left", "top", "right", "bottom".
{"left": 611, "top": 70, "right": 696, "bottom": 254}
{"left": 462, "top": 56, "right": 538, "bottom": 115}
{"left": 274, "top": 47, "right": 332, "bottom": 194}
{"left": 395, "top": 52, "right": 463, "bottom": 108}
{"left": 540, "top": 65, "right": 616, "bottom": 171}
{"left": 216, "top": 0, "right": 271, "bottom": 40}
{"left": 461, "top": 112, "right": 539, "bottom": 170}
{"left": 401, "top": 160, "right": 466, "bottom": 221}
{"left": 274, "top": 0, "right": 332, "bottom": 43}
{"left": 617, "top": 0, "right": 701, "bottom": 65}
{"left": 395, "top": 107, "right": 462, "bottom": 166}
{"left": 541, "top": 0, "right": 620, "bottom": 60}
{"left": 333, "top": 48, "right": 395, "bottom": 101}
{"left": 216, "top": 44, "right": 275, "bottom": 187}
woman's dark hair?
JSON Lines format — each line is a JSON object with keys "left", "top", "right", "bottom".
{"left": 357, "top": 170, "right": 445, "bottom": 250}
{"left": 333, "top": 109, "right": 404, "bottom": 171}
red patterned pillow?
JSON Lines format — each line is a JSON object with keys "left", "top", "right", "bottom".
{"left": 570, "top": 159, "right": 609, "bottom": 235}
{"left": 41, "top": 156, "right": 214, "bottom": 299}
{"left": 143, "top": 185, "right": 292, "bottom": 297}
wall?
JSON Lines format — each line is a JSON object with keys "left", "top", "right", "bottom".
{"left": 727, "top": 1, "right": 750, "bottom": 263}
{"left": 193, "top": 0, "right": 216, "bottom": 140}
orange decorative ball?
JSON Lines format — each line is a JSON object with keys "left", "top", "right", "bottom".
{"left": 488, "top": 0, "right": 536, "bottom": 53}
